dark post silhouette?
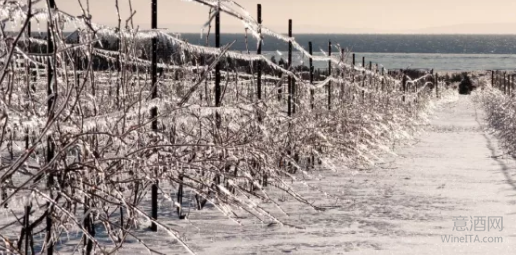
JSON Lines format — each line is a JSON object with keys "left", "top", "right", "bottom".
{"left": 504, "top": 72, "right": 507, "bottom": 94}
{"left": 341, "top": 48, "right": 345, "bottom": 101}
{"left": 402, "top": 72, "right": 407, "bottom": 102}
{"left": 215, "top": 2, "right": 221, "bottom": 126}
{"left": 257, "top": 4, "right": 262, "bottom": 102}
{"left": 436, "top": 73, "right": 439, "bottom": 98}
{"left": 328, "top": 40, "right": 332, "bottom": 110}
{"left": 287, "top": 19, "right": 292, "bottom": 117}
{"left": 362, "top": 57, "right": 366, "bottom": 102}
{"left": 46, "top": 1, "right": 56, "bottom": 254}
{"left": 25, "top": 7, "right": 31, "bottom": 150}
{"left": 352, "top": 53, "right": 355, "bottom": 85}
{"left": 309, "top": 42, "right": 314, "bottom": 110}
{"left": 150, "top": 0, "right": 158, "bottom": 232}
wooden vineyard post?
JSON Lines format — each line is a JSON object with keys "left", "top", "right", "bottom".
{"left": 341, "top": 48, "right": 345, "bottom": 102}
{"left": 507, "top": 74, "right": 512, "bottom": 95}
{"left": 402, "top": 72, "right": 407, "bottom": 103}
{"left": 509, "top": 74, "right": 512, "bottom": 95}
{"left": 46, "top": 1, "right": 56, "bottom": 254}
{"left": 352, "top": 53, "right": 355, "bottom": 101}
{"left": 362, "top": 57, "right": 365, "bottom": 103}
{"left": 257, "top": 4, "right": 262, "bottom": 117}
{"left": 309, "top": 41, "right": 315, "bottom": 169}
{"left": 414, "top": 71, "right": 418, "bottom": 104}
{"left": 375, "top": 63, "right": 379, "bottom": 93}
{"left": 150, "top": 0, "right": 159, "bottom": 231}
{"left": 504, "top": 72, "right": 507, "bottom": 95}
{"left": 309, "top": 42, "right": 314, "bottom": 110}
{"left": 369, "top": 61, "right": 372, "bottom": 102}
{"left": 215, "top": 3, "right": 221, "bottom": 126}
{"left": 25, "top": 6, "right": 31, "bottom": 151}
{"left": 287, "top": 19, "right": 292, "bottom": 117}
{"left": 328, "top": 40, "right": 332, "bottom": 110}
{"left": 508, "top": 74, "right": 511, "bottom": 95}
{"left": 435, "top": 73, "right": 439, "bottom": 98}
{"left": 286, "top": 19, "right": 295, "bottom": 172}
{"left": 213, "top": 0, "right": 224, "bottom": 187}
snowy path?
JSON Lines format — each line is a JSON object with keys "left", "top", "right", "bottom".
{"left": 149, "top": 95, "right": 516, "bottom": 254}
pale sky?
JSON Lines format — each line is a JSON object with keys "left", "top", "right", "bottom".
{"left": 36, "top": 0, "right": 516, "bottom": 34}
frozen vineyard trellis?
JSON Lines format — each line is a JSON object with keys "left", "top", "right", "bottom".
{"left": 0, "top": 0, "right": 449, "bottom": 254}
{"left": 478, "top": 70, "right": 516, "bottom": 151}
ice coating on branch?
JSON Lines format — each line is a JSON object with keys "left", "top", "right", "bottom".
{"left": 0, "top": 2, "right": 449, "bottom": 255}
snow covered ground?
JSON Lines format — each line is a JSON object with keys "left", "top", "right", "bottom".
{"left": 77, "top": 94, "right": 511, "bottom": 254}
{"left": 4, "top": 91, "right": 516, "bottom": 255}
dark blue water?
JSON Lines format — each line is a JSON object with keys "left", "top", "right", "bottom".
{"left": 181, "top": 34, "right": 516, "bottom": 71}
{"left": 264, "top": 52, "right": 516, "bottom": 72}
{"left": 182, "top": 34, "right": 516, "bottom": 54}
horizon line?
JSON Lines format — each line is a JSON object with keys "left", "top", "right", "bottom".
{"left": 14, "top": 31, "right": 516, "bottom": 36}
